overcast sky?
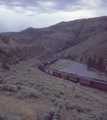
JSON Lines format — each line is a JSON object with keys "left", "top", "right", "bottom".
{"left": 0, "top": 0, "right": 107, "bottom": 32}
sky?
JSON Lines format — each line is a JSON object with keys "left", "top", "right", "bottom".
{"left": 0, "top": 0, "right": 107, "bottom": 32}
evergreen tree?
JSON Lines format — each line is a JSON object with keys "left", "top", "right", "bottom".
{"left": 87, "top": 56, "right": 92, "bottom": 67}
{"left": 87, "top": 56, "right": 106, "bottom": 72}
{"left": 91, "top": 58, "right": 96, "bottom": 68}
{"left": 80, "top": 56, "right": 84, "bottom": 62}
{"left": 96, "top": 57, "right": 106, "bottom": 71}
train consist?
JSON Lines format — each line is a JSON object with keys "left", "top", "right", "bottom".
{"left": 38, "top": 59, "right": 107, "bottom": 91}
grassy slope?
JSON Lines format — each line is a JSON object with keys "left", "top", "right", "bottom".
{"left": 0, "top": 65, "right": 107, "bottom": 120}
{"left": 50, "top": 62, "right": 71, "bottom": 70}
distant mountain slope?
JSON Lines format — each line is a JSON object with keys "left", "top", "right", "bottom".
{"left": 2, "top": 16, "right": 107, "bottom": 53}
{"left": 2, "top": 28, "right": 42, "bottom": 45}
{"left": 0, "top": 34, "right": 25, "bottom": 47}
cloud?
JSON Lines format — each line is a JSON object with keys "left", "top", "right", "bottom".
{"left": 0, "top": 0, "right": 107, "bottom": 14}
{"left": 0, "top": 0, "right": 107, "bottom": 32}
{"left": 0, "top": 0, "right": 80, "bottom": 13}
{"left": 77, "top": 0, "right": 102, "bottom": 9}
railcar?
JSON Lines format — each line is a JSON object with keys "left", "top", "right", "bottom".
{"left": 67, "top": 74, "right": 79, "bottom": 82}
{"left": 53, "top": 70, "right": 61, "bottom": 77}
{"left": 50, "top": 58, "right": 58, "bottom": 64}
{"left": 91, "top": 81, "right": 107, "bottom": 91}
{"left": 38, "top": 64, "right": 46, "bottom": 71}
{"left": 45, "top": 68, "right": 50, "bottom": 73}
{"left": 38, "top": 65, "right": 43, "bottom": 71}
{"left": 48, "top": 69, "right": 54, "bottom": 75}
{"left": 93, "top": 78, "right": 106, "bottom": 83}
{"left": 43, "top": 62, "right": 48, "bottom": 66}
{"left": 79, "top": 77, "right": 93, "bottom": 86}
{"left": 60, "top": 72, "right": 69, "bottom": 79}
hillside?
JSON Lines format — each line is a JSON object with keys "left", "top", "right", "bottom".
{"left": 56, "top": 30, "right": 107, "bottom": 64}
{"left": 0, "top": 34, "right": 53, "bottom": 70}
{"left": 2, "top": 16, "right": 107, "bottom": 54}
{"left": 1, "top": 16, "right": 107, "bottom": 66}
{"left": 0, "top": 34, "right": 25, "bottom": 47}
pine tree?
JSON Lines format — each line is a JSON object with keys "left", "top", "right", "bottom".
{"left": 87, "top": 56, "right": 92, "bottom": 67}
{"left": 96, "top": 57, "right": 105, "bottom": 71}
{"left": 91, "top": 58, "right": 96, "bottom": 68}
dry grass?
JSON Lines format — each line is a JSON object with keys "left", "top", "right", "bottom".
{"left": 0, "top": 94, "right": 35, "bottom": 119}
{"left": 0, "top": 92, "right": 48, "bottom": 120}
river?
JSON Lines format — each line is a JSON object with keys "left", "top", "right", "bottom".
{"left": 59, "top": 60, "right": 107, "bottom": 81}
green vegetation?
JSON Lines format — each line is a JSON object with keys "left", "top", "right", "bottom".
{"left": 57, "top": 39, "right": 81, "bottom": 52}
{"left": 51, "top": 62, "right": 71, "bottom": 70}
{"left": 87, "top": 56, "right": 106, "bottom": 72}
{"left": 0, "top": 45, "right": 45, "bottom": 69}
{"left": 60, "top": 53, "right": 78, "bottom": 61}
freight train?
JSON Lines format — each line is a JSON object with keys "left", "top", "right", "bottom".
{"left": 38, "top": 59, "right": 107, "bottom": 91}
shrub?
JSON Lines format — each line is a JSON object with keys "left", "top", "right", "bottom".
{"left": 58, "top": 90, "right": 65, "bottom": 95}
{"left": 69, "top": 110, "right": 90, "bottom": 120}
{"left": 33, "top": 83, "right": 44, "bottom": 91}
{"left": 68, "top": 110, "right": 107, "bottom": 120}
{"left": 0, "top": 84, "right": 18, "bottom": 92}
{"left": 9, "top": 116, "right": 19, "bottom": 120}
{"left": 0, "top": 79, "right": 3, "bottom": 84}
{"left": 83, "top": 96, "right": 90, "bottom": 101}
{"left": 69, "top": 109, "right": 78, "bottom": 119}
{"left": 0, "top": 106, "right": 9, "bottom": 120}
{"left": 88, "top": 112, "right": 96, "bottom": 119}
{"left": 38, "top": 103, "right": 61, "bottom": 120}
{"left": 95, "top": 110, "right": 107, "bottom": 120}
{"left": 29, "top": 90, "right": 38, "bottom": 99}
{"left": 1, "top": 63, "right": 10, "bottom": 71}
{"left": 15, "top": 89, "right": 38, "bottom": 99}
{"left": 64, "top": 100, "right": 71, "bottom": 110}
{"left": 50, "top": 95, "right": 56, "bottom": 102}
{"left": 75, "top": 113, "right": 90, "bottom": 120}
{"left": 54, "top": 99, "right": 67, "bottom": 109}
{"left": 69, "top": 103, "right": 84, "bottom": 112}
{"left": 84, "top": 105, "right": 92, "bottom": 112}
{"left": 73, "top": 91, "right": 81, "bottom": 98}
{"left": 0, "top": 106, "right": 19, "bottom": 120}
{"left": 15, "top": 89, "right": 29, "bottom": 99}
{"left": 54, "top": 92, "right": 62, "bottom": 98}
{"left": 17, "top": 85, "right": 22, "bottom": 90}
{"left": 42, "top": 90, "right": 51, "bottom": 96}
{"left": 0, "top": 85, "right": 2, "bottom": 90}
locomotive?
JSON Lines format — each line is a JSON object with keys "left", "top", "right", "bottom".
{"left": 38, "top": 59, "right": 107, "bottom": 91}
